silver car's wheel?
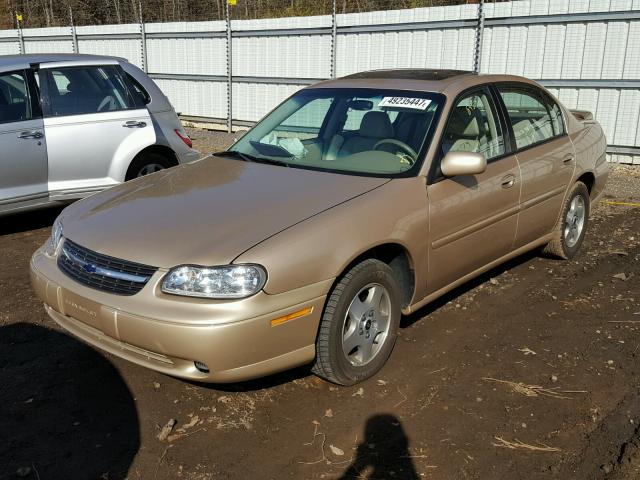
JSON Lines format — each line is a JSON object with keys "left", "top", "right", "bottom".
{"left": 125, "top": 152, "right": 175, "bottom": 181}
{"left": 136, "top": 163, "right": 166, "bottom": 177}
{"left": 342, "top": 283, "right": 392, "bottom": 367}
{"left": 543, "top": 181, "right": 590, "bottom": 260}
{"left": 313, "top": 259, "right": 401, "bottom": 386}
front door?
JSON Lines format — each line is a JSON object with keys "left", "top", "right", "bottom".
{"left": 0, "top": 68, "right": 48, "bottom": 207}
{"left": 427, "top": 87, "right": 520, "bottom": 293}
{"left": 39, "top": 62, "right": 155, "bottom": 196}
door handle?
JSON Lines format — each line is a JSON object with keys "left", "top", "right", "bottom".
{"left": 501, "top": 174, "right": 516, "bottom": 189}
{"left": 563, "top": 155, "right": 575, "bottom": 164}
{"left": 18, "top": 131, "right": 44, "bottom": 139}
{"left": 122, "top": 121, "right": 147, "bottom": 128}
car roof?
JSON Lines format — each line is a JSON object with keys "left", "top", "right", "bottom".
{"left": 308, "top": 69, "right": 541, "bottom": 97}
{"left": 0, "top": 53, "right": 127, "bottom": 69}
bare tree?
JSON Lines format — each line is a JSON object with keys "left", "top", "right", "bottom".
{"left": 4, "top": 0, "right": 493, "bottom": 28}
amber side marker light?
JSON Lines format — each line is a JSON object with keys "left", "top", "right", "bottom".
{"left": 271, "top": 306, "right": 314, "bottom": 327}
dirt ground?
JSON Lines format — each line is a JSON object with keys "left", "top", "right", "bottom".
{"left": 1, "top": 133, "right": 639, "bottom": 480}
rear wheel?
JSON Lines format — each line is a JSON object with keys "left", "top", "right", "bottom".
{"left": 312, "top": 259, "right": 402, "bottom": 385}
{"left": 125, "top": 152, "right": 174, "bottom": 181}
{"left": 543, "top": 181, "right": 590, "bottom": 259}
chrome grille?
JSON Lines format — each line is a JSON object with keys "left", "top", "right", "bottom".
{"left": 57, "top": 239, "right": 157, "bottom": 295}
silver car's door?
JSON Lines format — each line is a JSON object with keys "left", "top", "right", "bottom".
{"left": 0, "top": 68, "right": 48, "bottom": 207}
{"left": 38, "top": 61, "right": 155, "bottom": 198}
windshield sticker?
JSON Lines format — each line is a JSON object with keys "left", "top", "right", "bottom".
{"left": 379, "top": 97, "right": 431, "bottom": 110}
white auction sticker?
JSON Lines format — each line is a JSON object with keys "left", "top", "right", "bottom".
{"left": 379, "top": 97, "right": 431, "bottom": 110}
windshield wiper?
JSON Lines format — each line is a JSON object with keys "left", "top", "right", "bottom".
{"left": 214, "top": 150, "right": 258, "bottom": 162}
{"left": 214, "top": 150, "right": 291, "bottom": 168}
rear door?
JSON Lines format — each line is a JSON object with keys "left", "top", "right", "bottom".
{"left": 495, "top": 83, "right": 574, "bottom": 248}
{"left": 38, "top": 61, "right": 155, "bottom": 197}
{"left": 0, "top": 68, "right": 48, "bottom": 206}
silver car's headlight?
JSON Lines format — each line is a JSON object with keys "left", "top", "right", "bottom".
{"left": 161, "top": 264, "right": 267, "bottom": 299}
{"left": 45, "top": 217, "right": 63, "bottom": 256}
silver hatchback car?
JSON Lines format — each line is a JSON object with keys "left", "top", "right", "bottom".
{"left": 0, "top": 54, "right": 200, "bottom": 215}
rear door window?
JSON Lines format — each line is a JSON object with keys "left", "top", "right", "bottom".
{"left": 42, "top": 65, "right": 143, "bottom": 117}
{"left": 0, "top": 70, "right": 33, "bottom": 124}
{"left": 498, "top": 85, "right": 564, "bottom": 150}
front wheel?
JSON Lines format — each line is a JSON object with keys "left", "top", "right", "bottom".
{"left": 312, "top": 259, "right": 402, "bottom": 385}
{"left": 543, "top": 181, "right": 590, "bottom": 259}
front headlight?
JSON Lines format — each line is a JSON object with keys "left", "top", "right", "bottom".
{"left": 161, "top": 264, "right": 267, "bottom": 299}
{"left": 45, "top": 217, "right": 63, "bottom": 256}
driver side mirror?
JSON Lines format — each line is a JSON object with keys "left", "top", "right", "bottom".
{"left": 441, "top": 151, "right": 487, "bottom": 177}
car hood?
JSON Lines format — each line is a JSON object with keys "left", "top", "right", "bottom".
{"left": 60, "top": 156, "right": 389, "bottom": 268}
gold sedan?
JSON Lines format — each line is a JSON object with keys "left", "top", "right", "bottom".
{"left": 31, "top": 70, "right": 609, "bottom": 385}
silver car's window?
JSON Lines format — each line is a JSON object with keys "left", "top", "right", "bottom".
{"left": 230, "top": 88, "right": 444, "bottom": 177}
{"left": 42, "top": 65, "right": 142, "bottom": 117}
{"left": 498, "top": 87, "right": 563, "bottom": 150}
{"left": 125, "top": 73, "right": 151, "bottom": 105}
{"left": 442, "top": 90, "right": 506, "bottom": 161}
{"left": 0, "top": 70, "right": 32, "bottom": 124}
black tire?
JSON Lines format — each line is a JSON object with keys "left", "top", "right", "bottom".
{"left": 125, "top": 152, "right": 174, "bottom": 181}
{"left": 312, "top": 259, "right": 402, "bottom": 385}
{"left": 543, "top": 181, "right": 590, "bottom": 260}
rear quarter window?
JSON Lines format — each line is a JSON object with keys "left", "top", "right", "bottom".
{"left": 125, "top": 73, "right": 151, "bottom": 105}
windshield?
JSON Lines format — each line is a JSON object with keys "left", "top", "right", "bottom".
{"left": 227, "top": 88, "right": 444, "bottom": 177}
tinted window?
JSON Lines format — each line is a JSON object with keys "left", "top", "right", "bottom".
{"left": 499, "top": 86, "right": 563, "bottom": 150}
{"left": 442, "top": 90, "right": 506, "bottom": 160}
{"left": 43, "top": 65, "right": 142, "bottom": 117}
{"left": 0, "top": 71, "right": 32, "bottom": 124}
{"left": 125, "top": 73, "right": 151, "bottom": 105}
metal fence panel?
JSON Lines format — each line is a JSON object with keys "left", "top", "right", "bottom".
{"left": 3, "top": 0, "right": 640, "bottom": 163}
{"left": 154, "top": 78, "right": 228, "bottom": 119}
{"left": 0, "top": 30, "right": 19, "bottom": 55}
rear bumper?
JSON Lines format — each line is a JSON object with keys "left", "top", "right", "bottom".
{"left": 175, "top": 148, "right": 201, "bottom": 164}
{"left": 30, "top": 247, "right": 330, "bottom": 383}
{"left": 592, "top": 154, "right": 610, "bottom": 203}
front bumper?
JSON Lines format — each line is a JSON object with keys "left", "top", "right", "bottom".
{"left": 30, "top": 247, "right": 330, "bottom": 383}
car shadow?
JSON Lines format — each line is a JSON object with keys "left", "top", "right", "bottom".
{"left": 337, "top": 414, "right": 419, "bottom": 480}
{"left": 401, "top": 248, "right": 541, "bottom": 328}
{"left": 0, "top": 323, "right": 139, "bottom": 479}
{"left": 0, "top": 206, "right": 64, "bottom": 236}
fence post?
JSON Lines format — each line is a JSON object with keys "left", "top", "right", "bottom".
{"left": 473, "top": 0, "right": 485, "bottom": 73}
{"left": 331, "top": 0, "right": 337, "bottom": 79}
{"left": 226, "top": 1, "right": 233, "bottom": 133}
{"left": 139, "top": 1, "right": 148, "bottom": 73}
{"left": 70, "top": 7, "right": 79, "bottom": 53}
{"left": 15, "top": 13, "right": 25, "bottom": 54}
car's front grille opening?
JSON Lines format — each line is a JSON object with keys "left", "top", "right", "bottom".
{"left": 57, "top": 239, "right": 157, "bottom": 295}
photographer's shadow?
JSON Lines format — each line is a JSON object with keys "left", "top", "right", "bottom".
{"left": 338, "top": 414, "right": 419, "bottom": 480}
{"left": 0, "top": 322, "right": 139, "bottom": 479}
